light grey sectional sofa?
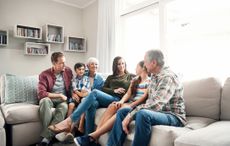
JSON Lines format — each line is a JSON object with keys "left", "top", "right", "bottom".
{"left": 0, "top": 74, "right": 230, "bottom": 146}
{"left": 96, "top": 77, "right": 230, "bottom": 146}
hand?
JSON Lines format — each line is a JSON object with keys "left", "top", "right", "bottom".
{"left": 113, "top": 101, "right": 123, "bottom": 109}
{"left": 75, "top": 90, "right": 88, "bottom": 97}
{"left": 114, "top": 88, "right": 126, "bottom": 94}
{"left": 74, "top": 96, "right": 81, "bottom": 103}
{"left": 81, "top": 88, "right": 88, "bottom": 93}
{"left": 72, "top": 93, "right": 81, "bottom": 103}
{"left": 60, "top": 94, "right": 67, "bottom": 101}
{"left": 122, "top": 113, "right": 132, "bottom": 134}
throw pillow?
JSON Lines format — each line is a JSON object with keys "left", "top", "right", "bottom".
{"left": 3, "top": 74, "right": 38, "bottom": 104}
{"left": 1, "top": 74, "right": 14, "bottom": 103}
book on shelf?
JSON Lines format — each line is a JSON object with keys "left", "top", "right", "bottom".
{"left": 27, "top": 46, "right": 48, "bottom": 55}
{"left": 0, "top": 35, "right": 7, "bottom": 45}
{"left": 17, "top": 26, "right": 40, "bottom": 38}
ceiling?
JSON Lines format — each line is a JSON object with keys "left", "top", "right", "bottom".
{"left": 52, "top": 0, "right": 96, "bottom": 9}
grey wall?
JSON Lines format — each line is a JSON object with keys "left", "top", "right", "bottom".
{"left": 0, "top": 0, "right": 98, "bottom": 75}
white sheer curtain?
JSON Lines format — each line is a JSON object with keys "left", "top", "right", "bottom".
{"left": 96, "top": 0, "right": 117, "bottom": 73}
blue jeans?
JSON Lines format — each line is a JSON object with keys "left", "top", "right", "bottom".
{"left": 107, "top": 108, "right": 182, "bottom": 146}
{"left": 70, "top": 89, "right": 120, "bottom": 134}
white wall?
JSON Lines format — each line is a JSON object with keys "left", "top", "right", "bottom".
{"left": 0, "top": 0, "right": 98, "bottom": 75}
{"left": 83, "top": 0, "right": 98, "bottom": 60}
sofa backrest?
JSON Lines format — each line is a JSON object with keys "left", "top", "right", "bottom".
{"left": 183, "top": 77, "right": 221, "bottom": 120}
{"left": 221, "top": 77, "right": 230, "bottom": 120}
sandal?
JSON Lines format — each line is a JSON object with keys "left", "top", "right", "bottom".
{"left": 48, "top": 124, "right": 66, "bottom": 134}
{"left": 48, "top": 124, "right": 72, "bottom": 134}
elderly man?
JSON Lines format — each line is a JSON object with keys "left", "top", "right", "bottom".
{"left": 106, "top": 49, "right": 186, "bottom": 146}
{"left": 37, "top": 52, "right": 73, "bottom": 146}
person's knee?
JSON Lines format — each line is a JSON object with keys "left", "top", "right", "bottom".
{"left": 91, "top": 89, "right": 99, "bottom": 96}
{"left": 39, "top": 97, "right": 52, "bottom": 106}
{"left": 136, "top": 110, "right": 151, "bottom": 123}
{"left": 59, "top": 102, "right": 68, "bottom": 111}
{"left": 108, "top": 103, "right": 118, "bottom": 111}
{"left": 87, "top": 89, "right": 99, "bottom": 101}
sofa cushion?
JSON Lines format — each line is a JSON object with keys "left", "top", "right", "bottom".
{"left": 0, "top": 75, "right": 5, "bottom": 104}
{"left": 221, "top": 77, "right": 230, "bottom": 120}
{"left": 183, "top": 77, "right": 221, "bottom": 120}
{"left": 185, "top": 116, "right": 216, "bottom": 130}
{"left": 148, "top": 125, "right": 190, "bottom": 146}
{"left": 1, "top": 74, "right": 16, "bottom": 104}
{"left": 1, "top": 74, "right": 38, "bottom": 104}
{"left": 1, "top": 103, "right": 40, "bottom": 124}
{"left": 95, "top": 108, "right": 106, "bottom": 125}
{"left": 175, "top": 121, "right": 230, "bottom": 146}
{"left": 0, "top": 110, "right": 5, "bottom": 127}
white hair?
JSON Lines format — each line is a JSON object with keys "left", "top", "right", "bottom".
{"left": 86, "top": 57, "right": 99, "bottom": 65}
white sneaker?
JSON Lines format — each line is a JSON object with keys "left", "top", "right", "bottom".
{"left": 64, "top": 133, "right": 74, "bottom": 143}
{"left": 55, "top": 132, "right": 67, "bottom": 142}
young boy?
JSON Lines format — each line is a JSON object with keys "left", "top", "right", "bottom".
{"left": 67, "top": 62, "right": 91, "bottom": 117}
{"left": 55, "top": 62, "right": 90, "bottom": 143}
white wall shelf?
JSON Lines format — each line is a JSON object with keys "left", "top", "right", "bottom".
{"left": 25, "top": 42, "right": 50, "bottom": 56}
{"left": 0, "top": 29, "right": 8, "bottom": 47}
{"left": 43, "top": 24, "right": 64, "bottom": 43}
{"left": 64, "top": 36, "right": 86, "bottom": 52}
{"left": 14, "top": 24, "right": 42, "bottom": 40}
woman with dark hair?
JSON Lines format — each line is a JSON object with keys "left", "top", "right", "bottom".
{"left": 75, "top": 60, "right": 150, "bottom": 146}
{"left": 49, "top": 56, "right": 134, "bottom": 137}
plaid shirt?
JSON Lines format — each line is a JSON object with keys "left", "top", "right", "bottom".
{"left": 130, "top": 67, "right": 186, "bottom": 125}
{"left": 72, "top": 75, "right": 91, "bottom": 92}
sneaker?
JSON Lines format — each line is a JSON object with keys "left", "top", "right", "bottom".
{"left": 55, "top": 132, "right": 67, "bottom": 142}
{"left": 74, "top": 135, "right": 98, "bottom": 146}
{"left": 63, "top": 132, "right": 74, "bottom": 143}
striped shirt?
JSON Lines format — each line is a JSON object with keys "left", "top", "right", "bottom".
{"left": 130, "top": 67, "right": 186, "bottom": 125}
{"left": 132, "top": 78, "right": 150, "bottom": 101}
{"left": 72, "top": 75, "right": 91, "bottom": 92}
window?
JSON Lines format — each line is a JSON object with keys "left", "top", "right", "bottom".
{"left": 117, "top": 0, "right": 230, "bottom": 82}
{"left": 165, "top": 0, "right": 230, "bottom": 81}
{"left": 117, "top": 1, "right": 159, "bottom": 73}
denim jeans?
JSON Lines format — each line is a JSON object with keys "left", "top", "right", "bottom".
{"left": 107, "top": 108, "right": 182, "bottom": 146}
{"left": 70, "top": 89, "right": 120, "bottom": 134}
